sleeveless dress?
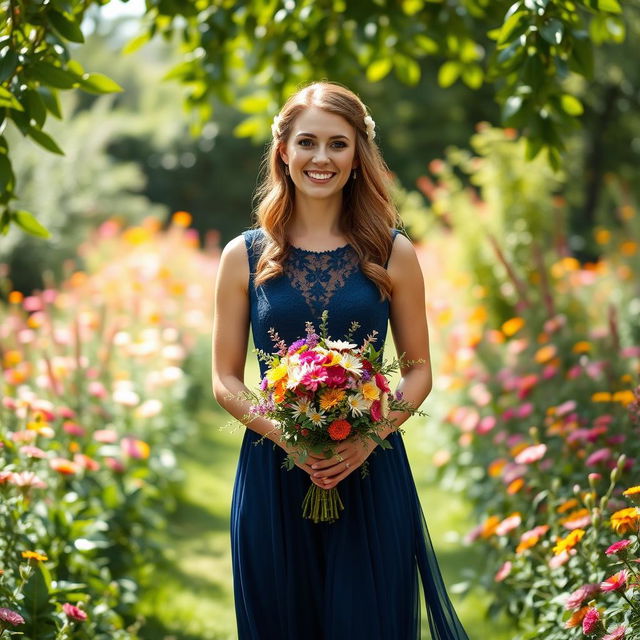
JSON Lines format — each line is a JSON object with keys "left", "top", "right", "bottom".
{"left": 230, "top": 228, "right": 470, "bottom": 640}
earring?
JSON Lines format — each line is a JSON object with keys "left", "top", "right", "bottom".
{"left": 284, "top": 164, "right": 290, "bottom": 176}
{"left": 352, "top": 169, "right": 357, "bottom": 180}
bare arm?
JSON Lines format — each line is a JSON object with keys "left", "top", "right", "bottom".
{"left": 211, "top": 235, "right": 281, "bottom": 445}
{"left": 211, "top": 235, "right": 324, "bottom": 483}
{"left": 379, "top": 232, "right": 433, "bottom": 438}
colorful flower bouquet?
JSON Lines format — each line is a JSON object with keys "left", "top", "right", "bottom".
{"left": 243, "top": 310, "right": 426, "bottom": 524}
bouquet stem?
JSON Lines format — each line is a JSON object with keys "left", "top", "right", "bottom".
{"left": 301, "top": 483, "right": 344, "bottom": 524}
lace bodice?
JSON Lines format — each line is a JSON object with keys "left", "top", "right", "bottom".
{"left": 243, "top": 228, "right": 400, "bottom": 379}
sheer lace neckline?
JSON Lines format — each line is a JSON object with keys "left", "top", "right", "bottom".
{"left": 288, "top": 243, "right": 351, "bottom": 255}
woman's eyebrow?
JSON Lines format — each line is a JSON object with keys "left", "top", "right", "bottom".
{"left": 295, "top": 132, "right": 350, "bottom": 140}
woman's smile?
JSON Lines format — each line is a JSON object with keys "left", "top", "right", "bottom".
{"left": 304, "top": 170, "right": 337, "bottom": 184}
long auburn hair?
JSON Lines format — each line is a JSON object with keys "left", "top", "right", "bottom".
{"left": 252, "top": 81, "right": 401, "bottom": 301}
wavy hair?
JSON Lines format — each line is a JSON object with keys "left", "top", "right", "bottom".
{"left": 251, "top": 81, "right": 401, "bottom": 301}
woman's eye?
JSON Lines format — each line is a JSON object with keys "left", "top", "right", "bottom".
{"left": 298, "top": 139, "right": 313, "bottom": 147}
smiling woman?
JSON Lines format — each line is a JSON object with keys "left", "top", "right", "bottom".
{"left": 211, "top": 81, "right": 470, "bottom": 640}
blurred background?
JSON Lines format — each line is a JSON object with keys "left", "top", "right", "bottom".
{"left": 1, "top": 2, "right": 639, "bottom": 639}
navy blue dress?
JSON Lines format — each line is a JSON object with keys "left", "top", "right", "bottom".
{"left": 230, "top": 228, "right": 470, "bottom": 640}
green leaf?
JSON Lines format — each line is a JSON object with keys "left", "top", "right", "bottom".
{"left": 78, "top": 72, "right": 123, "bottom": 94}
{"left": 462, "top": 64, "right": 483, "bottom": 89}
{"left": 49, "top": 9, "right": 85, "bottom": 43}
{"left": 540, "top": 18, "right": 564, "bottom": 45}
{"left": 22, "top": 562, "right": 52, "bottom": 613}
{"left": 437, "top": 61, "right": 461, "bottom": 87}
{"left": 568, "top": 34, "right": 594, "bottom": 78}
{"left": 560, "top": 94, "right": 583, "bottom": 116}
{"left": 0, "top": 86, "right": 23, "bottom": 111}
{"left": 402, "top": 0, "right": 424, "bottom": 14}
{"left": 233, "top": 115, "right": 263, "bottom": 138}
{"left": 238, "top": 93, "right": 271, "bottom": 114}
{"left": 498, "top": 10, "right": 525, "bottom": 46}
{"left": 122, "top": 31, "right": 152, "bottom": 54}
{"left": 413, "top": 34, "right": 438, "bottom": 54}
{"left": 0, "top": 154, "right": 15, "bottom": 192}
{"left": 366, "top": 58, "right": 393, "bottom": 82}
{"left": 597, "top": 0, "right": 621, "bottom": 12}
{"left": 0, "top": 209, "right": 10, "bottom": 234}
{"left": 27, "top": 127, "right": 65, "bottom": 155}
{"left": 393, "top": 54, "right": 421, "bottom": 85}
{"left": 525, "top": 136, "right": 543, "bottom": 161}
{"left": 0, "top": 50, "right": 18, "bottom": 83}
{"left": 497, "top": 38, "right": 524, "bottom": 66}
{"left": 30, "top": 61, "right": 81, "bottom": 89}
{"left": 24, "top": 89, "right": 47, "bottom": 128}
{"left": 37, "top": 87, "right": 63, "bottom": 119}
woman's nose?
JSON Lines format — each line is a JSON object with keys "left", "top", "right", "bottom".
{"left": 313, "top": 147, "right": 329, "bottom": 163}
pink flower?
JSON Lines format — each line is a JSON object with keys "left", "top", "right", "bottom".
{"left": 586, "top": 447, "right": 612, "bottom": 466}
{"left": 582, "top": 608, "right": 600, "bottom": 635}
{"left": 515, "top": 402, "right": 534, "bottom": 418}
{"left": 88, "top": 381, "right": 107, "bottom": 398}
{"left": 476, "top": 415, "right": 496, "bottom": 434}
{"left": 94, "top": 429, "right": 118, "bottom": 443}
{"left": 494, "top": 561, "right": 512, "bottom": 582}
{"left": 9, "top": 471, "right": 47, "bottom": 490}
{"left": 605, "top": 540, "right": 632, "bottom": 556}
{"left": 603, "top": 625, "right": 626, "bottom": 640}
{"left": 104, "top": 457, "right": 126, "bottom": 473}
{"left": 514, "top": 443, "right": 547, "bottom": 465}
{"left": 63, "top": 421, "right": 87, "bottom": 437}
{"left": 19, "top": 445, "right": 47, "bottom": 458}
{"left": 324, "top": 365, "right": 347, "bottom": 388}
{"left": 600, "top": 570, "right": 628, "bottom": 592}
{"left": 0, "top": 607, "right": 25, "bottom": 626}
{"left": 556, "top": 400, "right": 577, "bottom": 416}
{"left": 57, "top": 406, "right": 76, "bottom": 419}
{"left": 549, "top": 549, "right": 573, "bottom": 568}
{"left": 62, "top": 603, "right": 88, "bottom": 622}
{"left": 565, "top": 583, "right": 601, "bottom": 610}
{"left": 300, "top": 365, "right": 328, "bottom": 391}
{"left": 370, "top": 400, "right": 382, "bottom": 422}
{"left": 495, "top": 513, "right": 521, "bottom": 536}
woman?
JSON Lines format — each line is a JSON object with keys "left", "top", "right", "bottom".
{"left": 212, "top": 81, "right": 470, "bottom": 640}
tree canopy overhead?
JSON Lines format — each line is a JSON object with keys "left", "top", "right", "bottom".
{"left": 0, "top": 0, "right": 634, "bottom": 236}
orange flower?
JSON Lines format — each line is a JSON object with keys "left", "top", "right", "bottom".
{"left": 571, "top": 341, "right": 591, "bottom": 354}
{"left": 622, "top": 485, "right": 640, "bottom": 497}
{"left": 556, "top": 498, "right": 579, "bottom": 514}
{"left": 613, "top": 390, "right": 635, "bottom": 405}
{"left": 591, "top": 392, "right": 612, "bottom": 402}
{"left": 564, "top": 606, "right": 589, "bottom": 629}
{"left": 507, "top": 478, "right": 525, "bottom": 495}
{"left": 8, "top": 290, "right": 23, "bottom": 304}
{"left": 49, "top": 457, "right": 80, "bottom": 475}
{"left": 21, "top": 550, "right": 48, "bottom": 562}
{"left": 534, "top": 344, "right": 557, "bottom": 364}
{"left": 328, "top": 419, "right": 351, "bottom": 441}
{"left": 319, "top": 388, "right": 345, "bottom": 410}
{"left": 610, "top": 507, "right": 640, "bottom": 534}
{"left": 488, "top": 459, "right": 507, "bottom": 478}
{"left": 553, "top": 529, "right": 585, "bottom": 555}
{"left": 273, "top": 380, "right": 287, "bottom": 404}
{"left": 620, "top": 240, "right": 637, "bottom": 256}
{"left": 172, "top": 210, "right": 192, "bottom": 227}
{"left": 480, "top": 515, "right": 500, "bottom": 539}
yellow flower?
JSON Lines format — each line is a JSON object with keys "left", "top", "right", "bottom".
{"left": 622, "top": 486, "right": 640, "bottom": 496}
{"left": 507, "top": 478, "right": 525, "bottom": 495}
{"left": 620, "top": 240, "right": 637, "bottom": 256}
{"left": 591, "top": 392, "right": 612, "bottom": 402}
{"left": 319, "top": 388, "right": 345, "bottom": 410}
{"left": 613, "top": 390, "right": 635, "bottom": 405}
{"left": 610, "top": 507, "right": 640, "bottom": 534}
{"left": 552, "top": 529, "right": 585, "bottom": 555}
{"left": 360, "top": 381, "right": 380, "bottom": 402}
{"left": 3, "top": 350, "right": 22, "bottom": 367}
{"left": 22, "top": 551, "right": 48, "bottom": 562}
{"left": 266, "top": 362, "right": 288, "bottom": 386}
{"left": 488, "top": 459, "right": 507, "bottom": 478}
{"left": 480, "top": 515, "right": 500, "bottom": 539}
{"left": 594, "top": 228, "right": 611, "bottom": 244}
{"left": 534, "top": 344, "right": 557, "bottom": 364}
{"left": 502, "top": 317, "right": 525, "bottom": 337}
{"left": 571, "top": 341, "right": 591, "bottom": 354}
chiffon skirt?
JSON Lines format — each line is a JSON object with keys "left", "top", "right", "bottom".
{"left": 230, "top": 429, "right": 470, "bottom": 640}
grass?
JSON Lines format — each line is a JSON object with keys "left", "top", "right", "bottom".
{"left": 137, "top": 344, "right": 517, "bottom": 639}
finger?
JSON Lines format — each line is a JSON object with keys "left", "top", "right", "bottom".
{"left": 314, "top": 459, "right": 354, "bottom": 480}
{"left": 321, "top": 468, "right": 350, "bottom": 489}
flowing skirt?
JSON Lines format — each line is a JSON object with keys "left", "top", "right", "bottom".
{"left": 230, "top": 428, "right": 470, "bottom": 640}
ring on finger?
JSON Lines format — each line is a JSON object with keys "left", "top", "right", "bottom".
{"left": 345, "top": 461, "right": 350, "bottom": 469}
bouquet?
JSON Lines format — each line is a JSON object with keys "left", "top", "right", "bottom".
{"left": 243, "top": 310, "right": 426, "bottom": 524}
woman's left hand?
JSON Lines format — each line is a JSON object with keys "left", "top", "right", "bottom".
{"left": 306, "top": 436, "right": 376, "bottom": 489}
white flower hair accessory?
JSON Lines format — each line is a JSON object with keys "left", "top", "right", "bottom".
{"left": 271, "top": 113, "right": 282, "bottom": 138}
{"left": 364, "top": 114, "right": 376, "bottom": 141}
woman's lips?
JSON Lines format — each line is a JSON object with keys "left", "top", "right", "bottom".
{"left": 304, "top": 171, "right": 336, "bottom": 183}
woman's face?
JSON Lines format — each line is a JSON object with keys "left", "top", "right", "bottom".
{"left": 279, "top": 106, "right": 359, "bottom": 201}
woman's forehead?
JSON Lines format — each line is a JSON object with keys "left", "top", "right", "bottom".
{"left": 291, "top": 107, "right": 355, "bottom": 138}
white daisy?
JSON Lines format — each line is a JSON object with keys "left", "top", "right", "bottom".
{"left": 324, "top": 339, "right": 357, "bottom": 351}
{"left": 339, "top": 353, "right": 363, "bottom": 377}
{"left": 307, "top": 408, "right": 326, "bottom": 427}
{"left": 346, "top": 392, "right": 370, "bottom": 417}
{"left": 291, "top": 398, "right": 312, "bottom": 420}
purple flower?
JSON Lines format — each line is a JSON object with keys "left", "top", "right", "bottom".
{"left": 361, "top": 369, "right": 372, "bottom": 381}
{"left": 287, "top": 339, "right": 306, "bottom": 354}
{"left": 394, "top": 390, "right": 404, "bottom": 401}
{"left": 0, "top": 607, "right": 25, "bottom": 626}
{"left": 305, "top": 333, "right": 319, "bottom": 347}
{"left": 259, "top": 377, "right": 269, "bottom": 390}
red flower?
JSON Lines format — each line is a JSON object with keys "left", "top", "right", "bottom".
{"left": 370, "top": 400, "right": 382, "bottom": 422}
{"left": 605, "top": 540, "right": 632, "bottom": 556}
{"left": 374, "top": 372, "right": 390, "bottom": 392}
{"left": 328, "top": 419, "right": 351, "bottom": 441}
{"left": 325, "top": 366, "right": 347, "bottom": 388}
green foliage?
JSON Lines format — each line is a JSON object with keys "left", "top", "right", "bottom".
{"left": 1, "top": 0, "right": 635, "bottom": 235}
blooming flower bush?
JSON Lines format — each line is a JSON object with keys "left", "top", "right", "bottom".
{"left": 0, "top": 213, "right": 217, "bottom": 638}
{"left": 404, "top": 127, "right": 640, "bottom": 638}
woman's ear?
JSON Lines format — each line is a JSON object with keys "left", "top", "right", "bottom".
{"left": 278, "top": 142, "right": 289, "bottom": 166}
